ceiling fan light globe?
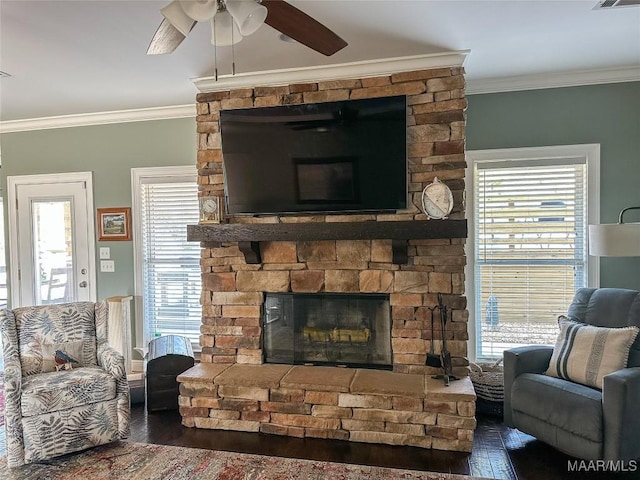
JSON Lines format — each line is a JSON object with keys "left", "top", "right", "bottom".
{"left": 225, "top": 0, "right": 267, "bottom": 36}
{"left": 160, "top": 0, "right": 194, "bottom": 36}
{"left": 179, "top": 0, "right": 219, "bottom": 22}
{"left": 210, "top": 13, "right": 243, "bottom": 46}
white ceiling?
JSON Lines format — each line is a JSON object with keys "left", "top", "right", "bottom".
{"left": 1, "top": 0, "right": 639, "bottom": 123}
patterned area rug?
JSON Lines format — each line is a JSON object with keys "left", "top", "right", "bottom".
{"left": 0, "top": 441, "right": 485, "bottom": 480}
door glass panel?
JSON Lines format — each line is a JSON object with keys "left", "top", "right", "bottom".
{"left": 32, "top": 199, "right": 74, "bottom": 305}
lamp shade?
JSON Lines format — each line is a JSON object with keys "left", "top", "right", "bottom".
{"left": 225, "top": 0, "right": 267, "bottom": 36}
{"left": 589, "top": 223, "right": 640, "bottom": 256}
{"left": 160, "top": 0, "right": 195, "bottom": 36}
{"left": 210, "top": 12, "right": 243, "bottom": 46}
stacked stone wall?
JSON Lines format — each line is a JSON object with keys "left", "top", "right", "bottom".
{"left": 195, "top": 67, "right": 469, "bottom": 376}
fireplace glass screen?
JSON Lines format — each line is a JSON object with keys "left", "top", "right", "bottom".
{"left": 263, "top": 293, "right": 392, "bottom": 369}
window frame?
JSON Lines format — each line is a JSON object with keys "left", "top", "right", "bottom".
{"left": 465, "top": 144, "right": 600, "bottom": 361}
{"left": 0, "top": 195, "right": 6, "bottom": 309}
{"left": 131, "top": 165, "right": 200, "bottom": 354}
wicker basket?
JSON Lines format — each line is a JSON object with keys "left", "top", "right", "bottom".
{"left": 470, "top": 359, "right": 504, "bottom": 416}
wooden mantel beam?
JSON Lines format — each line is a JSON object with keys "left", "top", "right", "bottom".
{"left": 187, "top": 220, "right": 467, "bottom": 265}
{"left": 187, "top": 220, "right": 467, "bottom": 243}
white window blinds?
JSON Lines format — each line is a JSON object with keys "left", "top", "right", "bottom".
{"left": 140, "top": 178, "right": 201, "bottom": 347}
{"left": 474, "top": 159, "right": 587, "bottom": 358}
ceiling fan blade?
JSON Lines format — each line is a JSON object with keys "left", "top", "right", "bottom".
{"left": 262, "top": 0, "right": 347, "bottom": 56}
{"left": 147, "top": 18, "right": 195, "bottom": 55}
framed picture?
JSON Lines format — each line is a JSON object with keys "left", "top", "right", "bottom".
{"left": 97, "top": 207, "right": 131, "bottom": 241}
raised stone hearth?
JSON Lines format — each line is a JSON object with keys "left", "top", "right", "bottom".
{"left": 188, "top": 62, "right": 474, "bottom": 451}
{"left": 178, "top": 363, "right": 476, "bottom": 451}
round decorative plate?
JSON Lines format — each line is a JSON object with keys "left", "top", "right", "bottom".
{"left": 421, "top": 177, "right": 454, "bottom": 219}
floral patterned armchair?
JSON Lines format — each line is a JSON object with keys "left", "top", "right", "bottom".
{"left": 0, "top": 301, "right": 130, "bottom": 467}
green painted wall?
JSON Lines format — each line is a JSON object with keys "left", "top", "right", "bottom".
{"left": 1, "top": 82, "right": 638, "bottom": 356}
{"left": 467, "top": 81, "right": 640, "bottom": 291}
{"left": 0, "top": 117, "right": 196, "bottom": 350}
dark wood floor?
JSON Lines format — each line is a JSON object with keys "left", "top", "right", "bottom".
{"left": 129, "top": 404, "right": 639, "bottom": 479}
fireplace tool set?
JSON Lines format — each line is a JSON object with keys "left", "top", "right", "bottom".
{"left": 426, "top": 293, "right": 459, "bottom": 387}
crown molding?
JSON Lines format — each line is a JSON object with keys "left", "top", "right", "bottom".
{"left": 466, "top": 65, "right": 640, "bottom": 95}
{"left": 3, "top": 59, "right": 636, "bottom": 133}
{"left": 192, "top": 51, "right": 470, "bottom": 92}
{"left": 0, "top": 104, "right": 196, "bottom": 134}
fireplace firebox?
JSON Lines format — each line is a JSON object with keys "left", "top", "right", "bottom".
{"left": 263, "top": 293, "right": 392, "bottom": 369}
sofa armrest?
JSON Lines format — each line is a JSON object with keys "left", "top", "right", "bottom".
{"left": 97, "top": 343, "right": 130, "bottom": 439}
{"left": 0, "top": 309, "right": 26, "bottom": 466}
{"left": 503, "top": 345, "right": 554, "bottom": 427}
{"left": 603, "top": 367, "right": 640, "bottom": 462}
{"left": 97, "top": 344, "right": 127, "bottom": 381}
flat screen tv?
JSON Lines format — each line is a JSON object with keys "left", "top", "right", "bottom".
{"left": 220, "top": 95, "right": 407, "bottom": 215}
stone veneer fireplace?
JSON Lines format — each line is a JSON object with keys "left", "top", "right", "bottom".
{"left": 178, "top": 59, "right": 477, "bottom": 452}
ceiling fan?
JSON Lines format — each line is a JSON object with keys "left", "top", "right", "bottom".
{"left": 147, "top": 0, "right": 347, "bottom": 56}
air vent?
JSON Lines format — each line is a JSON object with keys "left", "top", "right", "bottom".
{"left": 594, "top": 0, "right": 640, "bottom": 9}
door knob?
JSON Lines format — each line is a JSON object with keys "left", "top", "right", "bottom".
{"left": 79, "top": 281, "right": 88, "bottom": 288}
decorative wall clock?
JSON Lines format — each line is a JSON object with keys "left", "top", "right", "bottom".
{"left": 421, "top": 177, "right": 454, "bottom": 220}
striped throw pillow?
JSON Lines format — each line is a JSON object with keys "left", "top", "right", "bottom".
{"left": 545, "top": 318, "right": 639, "bottom": 389}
